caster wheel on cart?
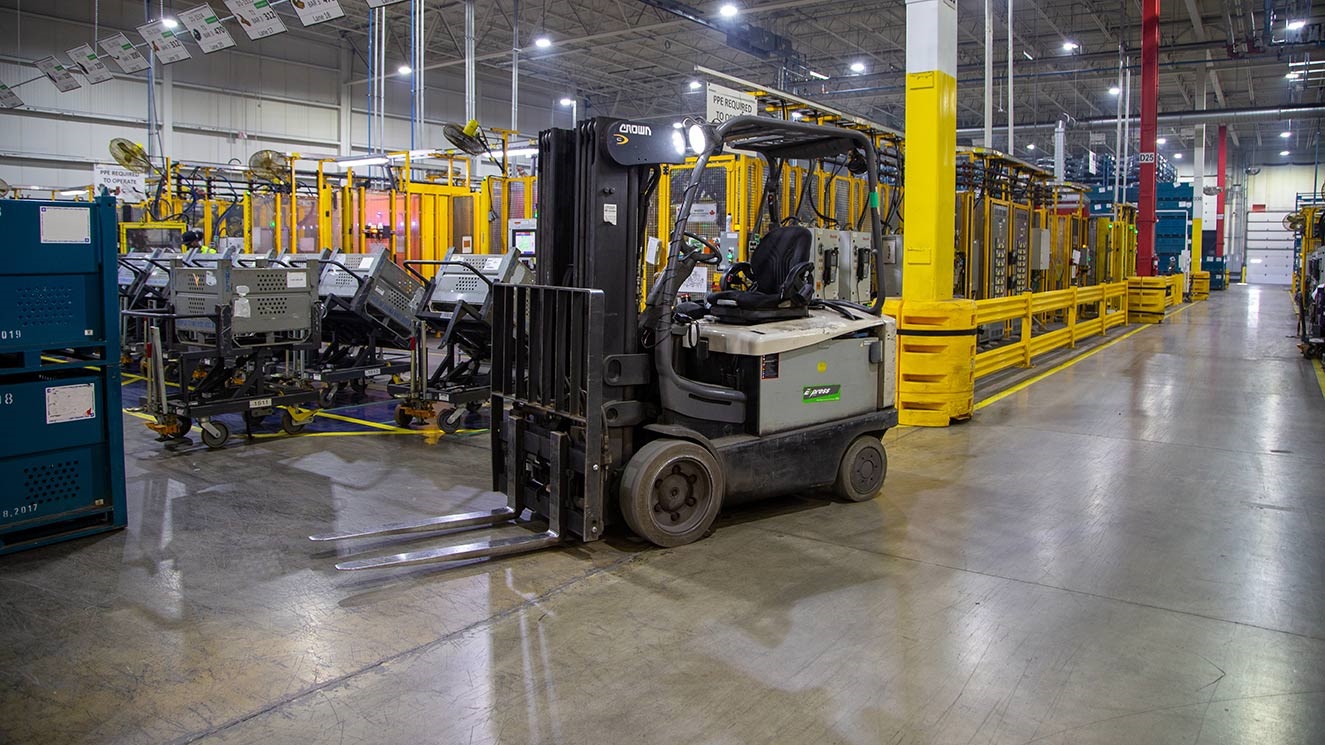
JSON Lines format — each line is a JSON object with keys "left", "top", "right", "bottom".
{"left": 619, "top": 439, "right": 724, "bottom": 548}
{"left": 393, "top": 405, "right": 416, "bottom": 428}
{"left": 437, "top": 407, "right": 465, "bottom": 433}
{"left": 200, "top": 421, "right": 230, "bottom": 450}
{"left": 834, "top": 435, "right": 887, "bottom": 503}
{"left": 349, "top": 378, "right": 369, "bottom": 395}
{"left": 281, "top": 409, "right": 307, "bottom": 435}
{"left": 317, "top": 386, "right": 338, "bottom": 409}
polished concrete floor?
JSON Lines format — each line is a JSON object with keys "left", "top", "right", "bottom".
{"left": 2, "top": 284, "right": 1323, "bottom": 744}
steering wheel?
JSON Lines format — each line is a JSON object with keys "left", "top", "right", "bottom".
{"left": 680, "top": 232, "right": 722, "bottom": 265}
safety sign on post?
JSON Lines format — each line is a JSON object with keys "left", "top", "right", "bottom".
{"left": 179, "top": 5, "right": 237, "bottom": 53}
{"left": 94, "top": 164, "right": 149, "bottom": 202}
{"left": 289, "top": 0, "right": 346, "bottom": 26}
{"left": 98, "top": 33, "right": 150, "bottom": 73}
{"left": 65, "top": 45, "right": 114, "bottom": 84}
{"left": 34, "top": 57, "right": 82, "bottom": 92}
{"left": 223, "top": 0, "right": 288, "bottom": 40}
{"left": 705, "top": 82, "right": 757, "bottom": 124}
{"left": 136, "top": 23, "right": 193, "bottom": 64}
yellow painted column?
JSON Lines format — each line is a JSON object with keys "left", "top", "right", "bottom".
{"left": 883, "top": 0, "right": 976, "bottom": 426}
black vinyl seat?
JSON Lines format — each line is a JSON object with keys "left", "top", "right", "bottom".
{"left": 706, "top": 225, "right": 816, "bottom": 324}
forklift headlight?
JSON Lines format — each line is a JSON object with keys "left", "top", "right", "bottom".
{"left": 671, "top": 129, "right": 687, "bottom": 156}
{"left": 688, "top": 123, "right": 716, "bottom": 155}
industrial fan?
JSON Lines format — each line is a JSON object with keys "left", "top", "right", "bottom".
{"left": 248, "top": 149, "right": 291, "bottom": 184}
{"left": 0, "top": 178, "right": 9, "bottom": 197}
{"left": 1202, "top": 185, "right": 1220, "bottom": 196}
{"left": 443, "top": 119, "right": 506, "bottom": 172}
{"left": 1284, "top": 212, "right": 1306, "bottom": 232}
{"left": 109, "top": 138, "right": 153, "bottom": 173}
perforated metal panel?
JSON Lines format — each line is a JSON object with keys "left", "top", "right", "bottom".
{"left": 16, "top": 285, "right": 75, "bottom": 328}
{"left": 20, "top": 455, "right": 88, "bottom": 510}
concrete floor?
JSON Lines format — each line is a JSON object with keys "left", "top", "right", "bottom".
{"left": 2, "top": 284, "right": 1323, "bottom": 744}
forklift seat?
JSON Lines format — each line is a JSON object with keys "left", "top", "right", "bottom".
{"left": 706, "top": 226, "right": 815, "bottom": 324}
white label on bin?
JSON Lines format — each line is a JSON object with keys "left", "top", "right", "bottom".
{"left": 249, "top": 398, "right": 272, "bottom": 409}
{"left": 234, "top": 298, "right": 251, "bottom": 318}
{"left": 287, "top": 272, "right": 307, "bottom": 288}
{"left": 46, "top": 383, "right": 96, "bottom": 424}
{"left": 359, "top": 256, "right": 374, "bottom": 269}
{"left": 39, "top": 206, "right": 92, "bottom": 244}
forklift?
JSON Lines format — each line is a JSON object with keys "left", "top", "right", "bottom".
{"left": 311, "top": 115, "right": 898, "bottom": 569}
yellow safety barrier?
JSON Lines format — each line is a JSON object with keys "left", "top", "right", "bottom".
{"left": 1165, "top": 273, "right": 1185, "bottom": 307}
{"left": 972, "top": 282, "right": 1129, "bottom": 380}
{"left": 1127, "top": 276, "right": 1169, "bottom": 324}
{"left": 1191, "top": 270, "right": 1210, "bottom": 301}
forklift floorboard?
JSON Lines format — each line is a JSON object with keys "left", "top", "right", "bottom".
{"left": 2, "top": 284, "right": 1323, "bottom": 745}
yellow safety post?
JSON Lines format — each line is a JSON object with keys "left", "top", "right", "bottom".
{"left": 242, "top": 193, "right": 253, "bottom": 253}
{"left": 883, "top": 0, "right": 976, "bottom": 427}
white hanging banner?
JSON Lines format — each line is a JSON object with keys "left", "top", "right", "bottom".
{"left": 179, "top": 5, "right": 237, "bottom": 53}
{"left": 364, "top": 0, "right": 408, "bottom": 7}
{"left": 98, "top": 33, "right": 150, "bottom": 74}
{"left": 290, "top": 0, "right": 346, "bottom": 26}
{"left": 95, "top": 164, "right": 150, "bottom": 202}
{"left": 34, "top": 56, "right": 82, "bottom": 92}
{"left": 224, "top": 0, "right": 288, "bottom": 40}
{"left": 136, "top": 23, "right": 193, "bottom": 64}
{"left": 705, "top": 82, "right": 757, "bottom": 124}
{"left": 65, "top": 45, "right": 114, "bottom": 84}
{"left": 0, "top": 82, "right": 23, "bottom": 109}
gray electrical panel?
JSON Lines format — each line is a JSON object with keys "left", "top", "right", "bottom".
{"left": 1012, "top": 207, "right": 1030, "bottom": 293}
{"left": 810, "top": 228, "right": 874, "bottom": 304}
{"left": 989, "top": 203, "right": 1009, "bottom": 298}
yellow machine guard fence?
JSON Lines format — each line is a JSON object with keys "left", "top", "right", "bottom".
{"left": 971, "top": 282, "right": 1129, "bottom": 379}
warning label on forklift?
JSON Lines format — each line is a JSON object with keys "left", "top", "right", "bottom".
{"left": 802, "top": 384, "right": 841, "bottom": 403}
{"left": 760, "top": 353, "right": 779, "bottom": 380}
{"left": 46, "top": 383, "right": 96, "bottom": 424}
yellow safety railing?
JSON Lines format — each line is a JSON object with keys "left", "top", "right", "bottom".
{"left": 972, "top": 281, "right": 1129, "bottom": 379}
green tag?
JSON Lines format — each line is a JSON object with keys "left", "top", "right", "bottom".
{"left": 802, "top": 384, "right": 841, "bottom": 403}
{"left": 869, "top": 191, "right": 880, "bottom": 208}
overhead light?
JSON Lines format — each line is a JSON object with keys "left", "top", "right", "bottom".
{"left": 1287, "top": 71, "right": 1302, "bottom": 79}
{"left": 1281, "top": 150, "right": 1292, "bottom": 156}
{"left": 1173, "top": 153, "right": 1183, "bottom": 159}
{"left": 1280, "top": 130, "right": 1292, "bottom": 138}
{"left": 337, "top": 156, "right": 389, "bottom": 168}
{"left": 718, "top": 3, "right": 739, "bottom": 18}
{"left": 397, "top": 64, "right": 412, "bottom": 76}
{"left": 161, "top": 18, "right": 179, "bottom": 29}
{"left": 1288, "top": 19, "right": 1307, "bottom": 31}
{"left": 671, "top": 130, "right": 686, "bottom": 156}
{"left": 1062, "top": 41, "right": 1079, "bottom": 51}
{"left": 1022, "top": 50, "right": 1034, "bottom": 60}
{"left": 559, "top": 97, "right": 574, "bottom": 106}
{"left": 1026, "top": 143, "right": 1036, "bottom": 151}
{"left": 809, "top": 70, "right": 829, "bottom": 80}
{"left": 534, "top": 36, "right": 552, "bottom": 48}
{"left": 1156, "top": 137, "right": 1166, "bottom": 145}
{"left": 790, "top": 111, "right": 803, "bottom": 120}
{"left": 672, "top": 121, "right": 684, "bottom": 129}
{"left": 503, "top": 147, "right": 538, "bottom": 157}
{"left": 1108, "top": 86, "right": 1121, "bottom": 95}
{"left": 687, "top": 123, "right": 715, "bottom": 155}
{"left": 689, "top": 80, "right": 703, "bottom": 90}
{"left": 388, "top": 149, "right": 444, "bottom": 161}
{"left": 849, "top": 61, "right": 866, "bottom": 73}
{"left": 59, "top": 189, "right": 87, "bottom": 196}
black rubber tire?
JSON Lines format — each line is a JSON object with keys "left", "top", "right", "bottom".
{"left": 393, "top": 405, "right": 415, "bottom": 428}
{"left": 317, "top": 386, "right": 337, "bottom": 409}
{"left": 834, "top": 435, "right": 887, "bottom": 502}
{"left": 280, "top": 409, "right": 306, "bottom": 435}
{"left": 349, "top": 378, "right": 368, "bottom": 394}
{"left": 200, "top": 420, "right": 230, "bottom": 450}
{"left": 619, "top": 439, "right": 724, "bottom": 547}
{"left": 175, "top": 416, "right": 192, "bottom": 438}
{"left": 437, "top": 407, "right": 464, "bottom": 433}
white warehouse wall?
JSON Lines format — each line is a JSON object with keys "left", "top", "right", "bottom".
{"left": 0, "top": 4, "right": 559, "bottom": 189}
{"left": 1244, "top": 164, "right": 1319, "bottom": 211}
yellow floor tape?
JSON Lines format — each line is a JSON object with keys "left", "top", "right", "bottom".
{"left": 1313, "top": 358, "right": 1325, "bottom": 400}
{"left": 976, "top": 303, "right": 1193, "bottom": 411}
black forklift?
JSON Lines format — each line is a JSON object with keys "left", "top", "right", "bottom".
{"left": 311, "top": 115, "right": 898, "bottom": 569}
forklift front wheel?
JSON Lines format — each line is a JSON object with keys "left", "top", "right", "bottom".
{"left": 834, "top": 436, "right": 887, "bottom": 503}
{"left": 620, "top": 439, "right": 724, "bottom": 548}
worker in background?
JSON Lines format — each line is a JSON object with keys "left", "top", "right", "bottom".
{"left": 182, "top": 229, "right": 216, "bottom": 254}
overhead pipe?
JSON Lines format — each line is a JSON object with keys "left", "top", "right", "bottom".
{"left": 464, "top": 0, "right": 477, "bottom": 178}
{"left": 956, "top": 104, "right": 1325, "bottom": 135}
{"left": 1113, "top": 50, "right": 1124, "bottom": 207}
{"left": 1006, "top": 0, "right": 1014, "bottom": 153}
{"left": 984, "top": 0, "right": 992, "bottom": 147}
{"left": 511, "top": 0, "right": 520, "bottom": 141}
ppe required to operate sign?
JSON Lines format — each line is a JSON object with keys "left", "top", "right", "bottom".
{"left": 706, "top": 82, "right": 757, "bottom": 124}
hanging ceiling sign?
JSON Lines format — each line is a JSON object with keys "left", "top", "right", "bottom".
{"left": 179, "top": 5, "right": 237, "bottom": 53}
{"left": 705, "top": 82, "right": 757, "bottom": 124}
{"left": 65, "top": 45, "right": 114, "bottom": 84}
{"left": 364, "top": 0, "right": 408, "bottom": 8}
{"left": 34, "top": 56, "right": 82, "bottom": 92}
{"left": 98, "top": 33, "right": 150, "bottom": 73}
{"left": 0, "top": 83, "right": 23, "bottom": 109}
{"left": 224, "top": 0, "right": 288, "bottom": 40}
{"left": 136, "top": 23, "right": 193, "bottom": 64}
{"left": 94, "top": 164, "right": 150, "bottom": 202}
{"left": 290, "top": 0, "right": 346, "bottom": 26}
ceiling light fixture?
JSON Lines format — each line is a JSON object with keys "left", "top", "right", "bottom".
{"left": 719, "top": 3, "right": 739, "bottom": 18}
{"left": 534, "top": 36, "right": 552, "bottom": 48}
{"left": 1173, "top": 153, "right": 1183, "bottom": 159}
{"left": 1026, "top": 143, "right": 1036, "bottom": 150}
{"left": 809, "top": 71, "right": 829, "bottom": 80}
{"left": 1022, "top": 50, "right": 1034, "bottom": 60}
{"left": 1281, "top": 150, "right": 1292, "bottom": 156}
{"left": 1109, "top": 86, "right": 1121, "bottom": 95}
{"left": 559, "top": 97, "right": 574, "bottom": 106}
{"left": 689, "top": 80, "right": 703, "bottom": 90}
{"left": 849, "top": 61, "right": 866, "bottom": 73}
{"left": 1280, "top": 130, "right": 1292, "bottom": 138}
{"left": 1062, "top": 41, "right": 1079, "bottom": 51}
{"left": 1288, "top": 19, "right": 1307, "bottom": 31}
{"left": 397, "top": 64, "right": 412, "bottom": 75}
{"left": 1157, "top": 137, "right": 1166, "bottom": 145}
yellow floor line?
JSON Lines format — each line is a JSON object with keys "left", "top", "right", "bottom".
{"left": 312, "top": 410, "right": 406, "bottom": 432}
{"left": 1313, "top": 358, "right": 1325, "bottom": 400}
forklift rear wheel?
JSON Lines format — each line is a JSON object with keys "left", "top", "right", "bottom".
{"left": 620, "top": 439, "right": 724, "bottom": 548}
{"left": 281, "top": 409, "right": 306, "bottom": 435}
{"left": 393, "top": 405, "right": 415, "bottom": 428}
{"left": 200, "top": 420, "right": 230, "bottom": 450}
{"left": 834, "top": 436, "right": 887, "bottom": 502}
